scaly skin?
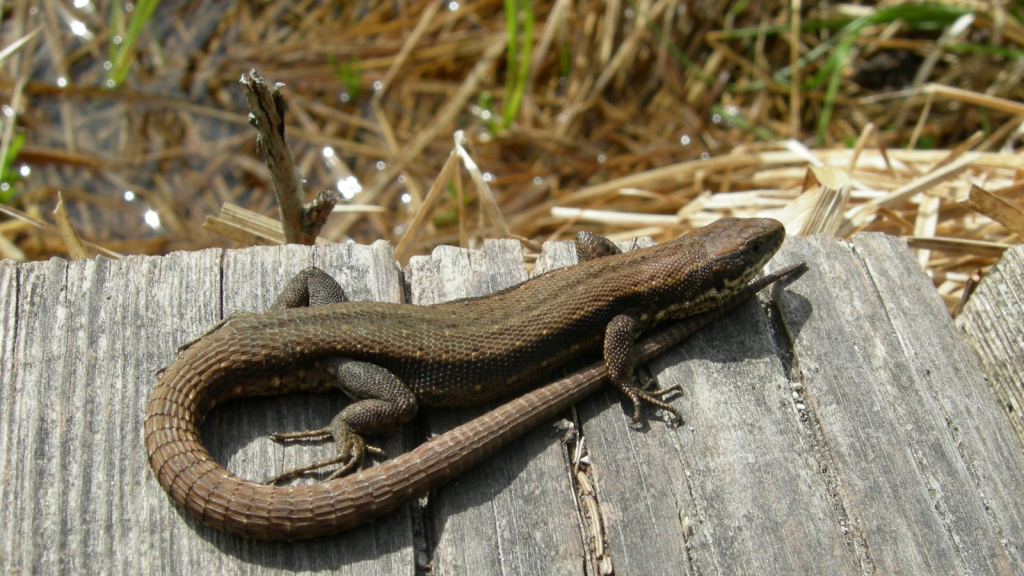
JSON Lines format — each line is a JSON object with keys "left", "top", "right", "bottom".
{"left": 145, "top": 218, "right": 786, "bottom": 540}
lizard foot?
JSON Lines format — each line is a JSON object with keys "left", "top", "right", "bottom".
{"left": 622, "top": 385, "right": 684, "bottom": 427}
{"left": 265, "top": 423, "right": 385, "bottom": 484}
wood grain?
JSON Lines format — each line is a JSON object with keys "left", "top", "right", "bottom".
{"left": 957, "top": 245, "right": 1024, "bottom": 449}
{"left": 2, "top": 234, "right": 1023, "bottom": 574}
{"left": 768, "top": 233, "right": 1024, "bottom": 574}
{"left": 853, "top": 233, "right": 1024, "bottom": 571}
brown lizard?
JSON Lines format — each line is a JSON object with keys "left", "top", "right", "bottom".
{"left": 145, "top": 217, "right": 790, "bottom": 540}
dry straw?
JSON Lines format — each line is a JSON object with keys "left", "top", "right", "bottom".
{"left": 0, "top": 1, "right": 1021, "bottom": 312}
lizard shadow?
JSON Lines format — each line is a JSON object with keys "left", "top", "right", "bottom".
{"left": 582, "top": 288, "right": 811, "bottom": 429}
{"left": 656, "top": 286, "right": 810, "bottom": 418}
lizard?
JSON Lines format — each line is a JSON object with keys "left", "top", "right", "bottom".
{"left": 144, "top": 217, "right": 790, "bottom": 540}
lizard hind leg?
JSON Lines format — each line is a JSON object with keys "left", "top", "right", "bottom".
{"left": 265, "top": 357, "right": 418, "bottom": 484}
{"left": 177, "top": 267, "right": 346, "bottom": 357}
{"left": 575, "top": 231, "right": 623, "bottom": 262}
{"left": 264, "top": 422, "right": 386, "bottom": 484}
{"left": 270, "top": 266, "right": 349, "bottom": 309}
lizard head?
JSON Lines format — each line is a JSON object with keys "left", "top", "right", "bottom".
{"left": 634, "top": 216, "right": 786, "bottom": 324}
{"left": 693, "top": 217, "right": 785, "bottom": 294}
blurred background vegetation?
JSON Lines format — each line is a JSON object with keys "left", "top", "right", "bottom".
{"left": 1, "top": 0, "right": 1022, "bottom": 310}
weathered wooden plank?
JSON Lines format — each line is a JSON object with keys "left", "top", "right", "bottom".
{"left": 0, "top": 259, "right": 17, "bottom": 564}
{"left": 957, "top": 245, "right": 1024, "bottom": 448}
{"left": 0, "top": 257, "right": 57, "bottom": 574}
{"left": 0, "top": 251, "right": 222, "bottom": 574}
{"left": 0, "top": 244, "right": 415, "bottom": 575}
{"left": 856, "top": 234, "right": 1024, "bottom": 566}
{"left": 405, "top": 239, "right": 587, "bottom": 576}
{"left": 109, "top": 250, "right": 223, "bottom": 575}
{"left": 4, "top": 257, "right": 88, "bottom": 573}
{"left": 766, "top": 233, "right": 1024, "bottom": 573}
{"left": 548, "top": 237, "right": 852, "bottom": 575}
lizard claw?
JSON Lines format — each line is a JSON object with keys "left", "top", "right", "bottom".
{"left": 269, "top": 426, "right": 332, "bottom": 443}
{"left": 265, "top": 423, "right": 385, "bottom": 484}
{"left": 622, "top": 385, "right": 684, "bottom": 427}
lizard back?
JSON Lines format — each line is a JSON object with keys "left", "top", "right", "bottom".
{"left": 162, "top": 234, "right": 715, "bottom": 411}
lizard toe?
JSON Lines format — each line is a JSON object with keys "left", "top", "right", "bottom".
{"left": 620, "top": 385, "right": 684, "bottom": 427}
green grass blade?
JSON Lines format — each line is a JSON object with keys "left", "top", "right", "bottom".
{"left": 107, "top": 0, "right": 161, "bottom": 87}
{"left": 0, "top": 132, "right": 25, "bottom": 203}
{"left": 500, "top": 0, "right": 533, "bottom": 130}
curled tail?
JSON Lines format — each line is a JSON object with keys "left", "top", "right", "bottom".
{"left": 143, "top": 329, "right": 580, "bottom": 540}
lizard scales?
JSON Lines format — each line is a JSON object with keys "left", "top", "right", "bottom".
{"left": 145, "top": 217, "right": 785, "bottom": 540}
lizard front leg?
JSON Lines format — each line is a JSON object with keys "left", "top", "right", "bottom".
{"left": 577, "top": 233, "right": 683, "bottom": 424}
{"left": 604, "top": 313, "right": 684, "bottom": 425}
